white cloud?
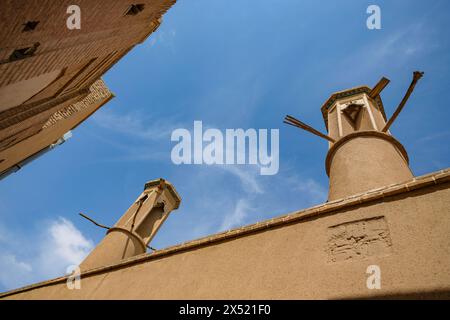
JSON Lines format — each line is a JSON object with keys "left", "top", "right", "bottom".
{"left": 215, "top": 173, "right": 326, "bottom": 232}
{"left": 37, "top": 218, "right": 93, "bottom": 276}
{"left": 0, "top": 217, "right": 93, "bottom": 291}
{"left": 218, "top": 165, "right": 264, "bottom": 194}
{"left": 188, "top": 165, "right": 326, "bottom": 237}
{"left": 220, "top": 199, "right": 252, "bottom": 231}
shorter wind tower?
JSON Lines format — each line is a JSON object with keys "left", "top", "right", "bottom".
{"left": 285, "top": 71, "right": 424, "bottom": 201}
{"left": 79, "top": 178, "right": 181, "bottom": 271}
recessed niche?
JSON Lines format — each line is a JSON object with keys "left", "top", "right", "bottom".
{"left": 9, "top": 42, "right": 40, "bottom": 62}
{"left": 124, "top": 4, "right": 145, "bottom": 16}
{"left": 22, "top": 21, "right": 39, "bottom": 32}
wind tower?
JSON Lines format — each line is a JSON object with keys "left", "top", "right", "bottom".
{"left": 79, "top": 178, "right": 181, "bottom": 271}
{"left": 285, "top": 71, "right": 424, "bottom": 201}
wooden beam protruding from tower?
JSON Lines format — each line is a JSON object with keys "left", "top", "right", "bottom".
{"left": 284, "top": 115, "right": 336, "bottom": 143}
{"left": 382, "top": 71, "right": 424, "bottom": 133}
{"left": 369, "top": 77, "right": 390, "bottom": 98}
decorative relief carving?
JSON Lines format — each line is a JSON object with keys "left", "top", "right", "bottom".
{"left": 42, "top": 79, "right": 111, "bottom": 129}
{"left": 326, "top": 216, "right": 392, "bottom": 263}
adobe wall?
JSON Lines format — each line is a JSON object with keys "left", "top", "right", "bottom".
{"left": 0, "top": 1, "right": 176, "bottom": 168}
{"left": 0, "top": 80, "right": 113, "bottom": 173}
{"left": 2, "top": 171, "right": 449, "bottom": 299}
{"left": 0, "top": 0, "right": 175, "bottom": 88}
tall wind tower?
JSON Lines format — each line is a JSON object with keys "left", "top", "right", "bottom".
{"left": 285, "top": 71, "right": 423, "bottom": 200}
{"left": 79, "top": 178, "right": 181, "bottom": 271}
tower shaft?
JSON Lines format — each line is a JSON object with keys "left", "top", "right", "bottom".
{"left": 79, "top": 179, "right": 181, "bottom": 271}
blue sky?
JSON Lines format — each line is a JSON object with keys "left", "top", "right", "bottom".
{"left": 1, "top": 0, "right": 450, "bottom": 291}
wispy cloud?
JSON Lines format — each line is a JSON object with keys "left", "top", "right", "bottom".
{"left": 0, "top": 254, "right": 33, "bottom": 291}
{"left": 218, "top": 165, "right": 264, "bottom": 194}
{"left": 416, "top": 130, "right": 450, "bottom": 144}
{"left": 287, "top": 176, "right": 328, "bottom": 205}
{"left": 219, "top": 198, "right": 252, "bottom": 231}
{"left": 84, "top": 129, "right": 168, "bottom": 164}
{"left": 207, "top": 166, "right": 326, "bottom": 235}
{"left": 146, "top": 29, "right": 177, "bottom": 52}
{"left": 370, "top": 3, "right": 443, "bottom": 63}
{"left": 89, "top": 109, "right": 184, "bottom": 163}
{"left": 93, "top": 110, "right": 179, "bottom": 141}
{"left": 0, "top": 218, "right": 93, "bottom": 291}
{"left": 332, "top": 5, "right": 442, "bottom": 84}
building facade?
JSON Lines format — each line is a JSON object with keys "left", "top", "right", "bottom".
{"left": 0, "top": 0, "right": 176, "bottom": 178}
